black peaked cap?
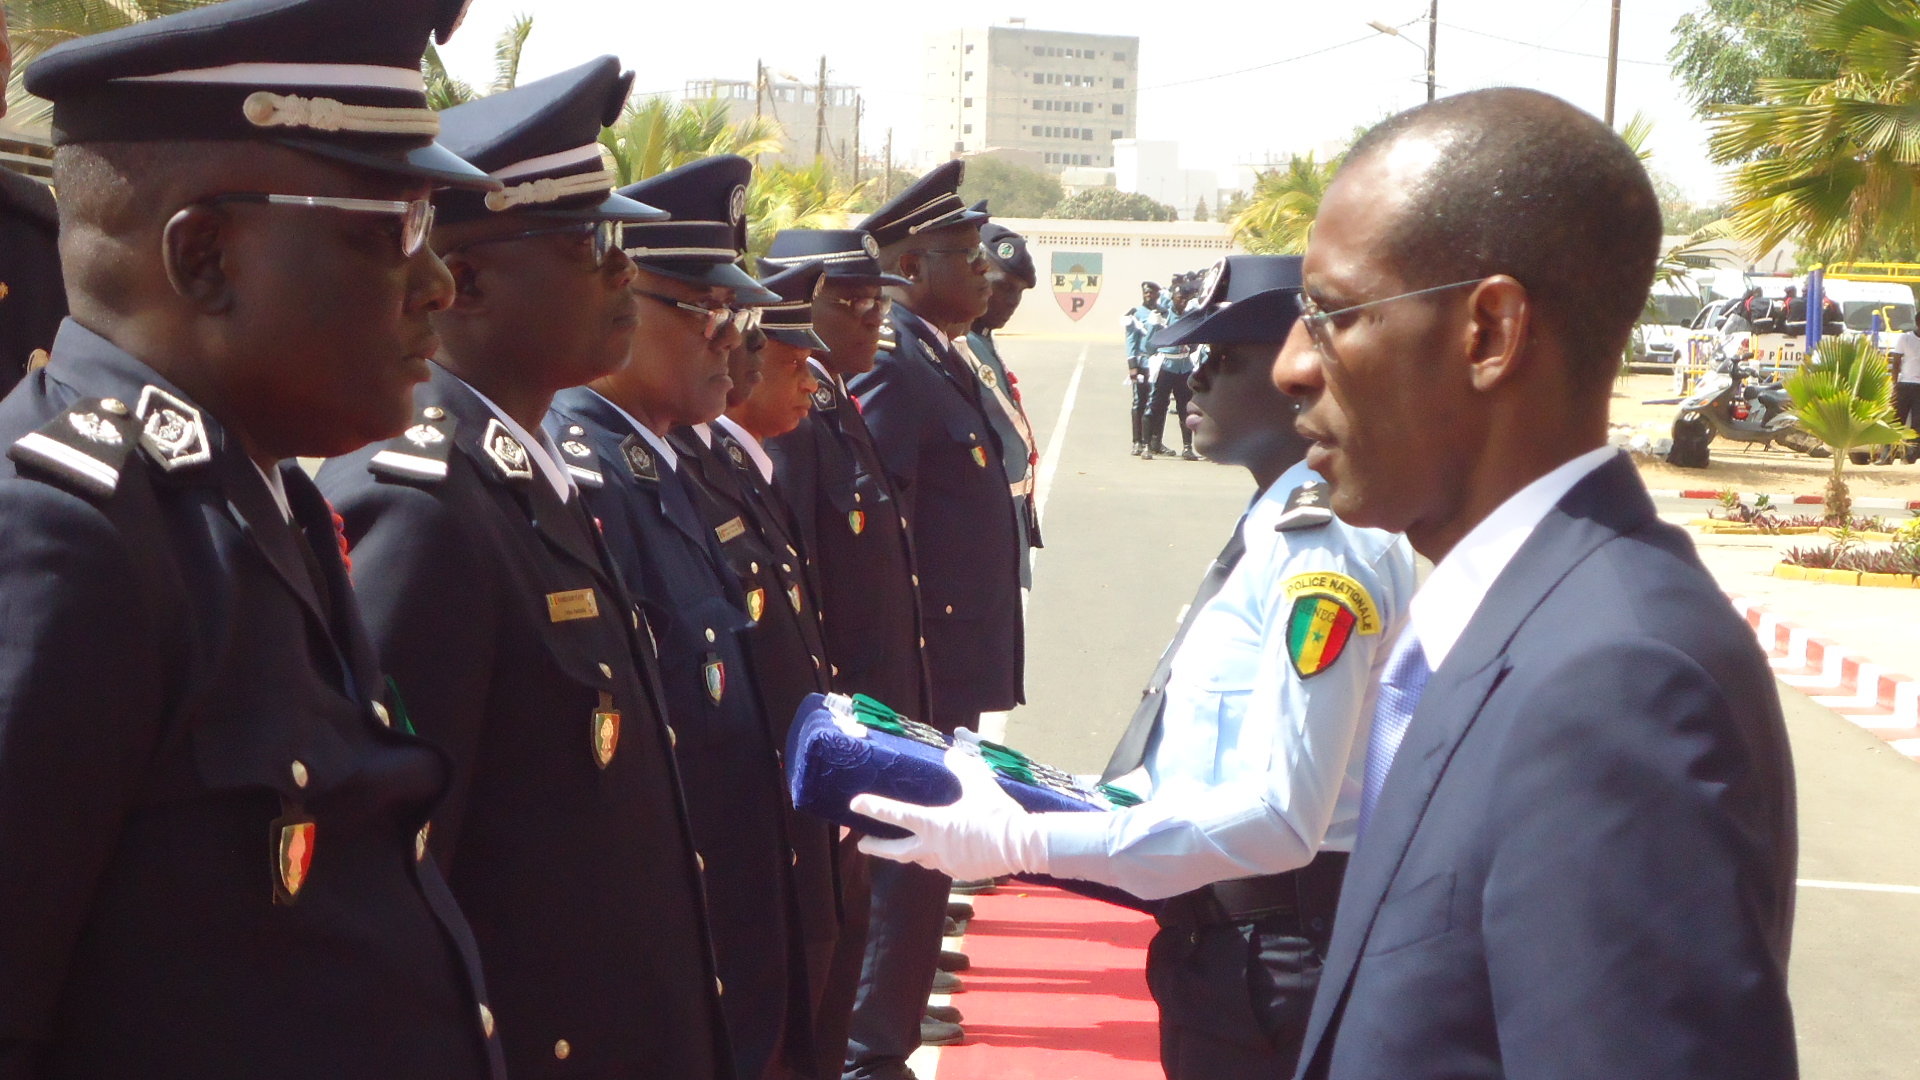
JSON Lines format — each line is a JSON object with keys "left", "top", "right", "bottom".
{"left": 859, "top": 160, "right": 987, "bottom": 248}
{"left": 980, "top": 221, "right": 1036, "bottom": 288}
{"left": 1153, "top": 255, "right": 1306, "bottom": 348}
{"left": 619, "top": 155, "right": 778, "bottom": 303}
{"left": 435, "top": 56, "right": 663, "bottom": 223}
{"left": 761, "top": 228, "right": 910, "bottom": 286}
{"left": 756, "top": 259, "right": 829, "bottom": 350}
{"left": 25, "top": 0, "right": 496, "bottom": 190}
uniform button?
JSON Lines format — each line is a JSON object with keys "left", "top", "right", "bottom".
{"left": 811, "top": 655, "right": 821, "bottom": 669}
{"left": 854, "top": 492, "right": 862, "bottom": 503}
{"left": 912, "top": 575, "right": 920, "bottom": 586}
{"left": 416, "top": 823, "right": 431, "bottom": 861}
{"left": 289, "top": 760, "right": 309, "bottom": 788}
{"left": 371, "top": 701, "right": 392, "bottom": 728}
{"left": 919, "top": 637, "right": 926, "bottom": 648}
{"left": 787, "top": 545, "right": 798, "bottom": 556}
{"left": 704, "top": 628, "right": 716, "bottom": 642}
{"left": 781, "top": 563, "right": 792, "bottom": 573}
{"left": 598, "top": 663, "right": 613, "bottom": 678}
{"left": 968, "top": 432, "right": 977, "bottom": 440}
{"left": 554, "top": 1039, "right": 571, "bottom": 1060}
{"left": 632, "top": 609, "right": 640, "bottom": 629}
{"left": 831, "top": 664, "right": 840, "bottom": 676}
{"left": 791, "top": 849, "right": 799, "bottom": 866}
{"left": 568, "top": 425, "right": 585, "bottom": 437}
{"left": 750, "top": 561, "right": 760, "bottom": 574}
{"left": 100, "top": 398, "right": 128, "bottom": 416}
{"left": 478, "top": 1002, "right": 495, "bottom": 1038}
{"left": 424, "top": 406, "right": 447, "bottom": 420}
{"left": 945, "top": 605, "right": 954, "bottom": 614}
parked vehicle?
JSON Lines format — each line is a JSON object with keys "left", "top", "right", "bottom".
{"left": 1631, "top": 283, "right": 1705, "bottom": 371}
{"left": 1656, "top": 358, "right": 1828, "bottom": 468}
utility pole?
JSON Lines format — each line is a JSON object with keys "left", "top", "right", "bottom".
{"left": 815, "top": 56, "right": 828, "bottom": 161}
{"left": 853, "top": 94, "right": 863, "bottom": 183}
{"left": 1604, "top": 0, "right": 1622, "bottom": 126}
{"left": 1426, "top": 0, "right": 1438, "bottom": 102}
{"left": 754, "top": 59, "right": 764, "bottom": 122}
{"left": 884, "top": 129, "right": 893, "bottom": 200}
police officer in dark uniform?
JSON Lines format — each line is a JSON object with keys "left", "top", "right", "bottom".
{"left": 669, "top": 260, "right": 841, "bottom": 1060}
{"left": 0, "top": 1, "right": 508, "bottom": 1075}
{"left": 842, "top": 161, "right": 1025, "bottom": 1079}
{"left": 546, "top": 153, "right": 812, "bottom": 1080}
{"left": 318, "top": 58, "right": 734, "bottom": 1080}
{"left": 760, "top": 226, "right": 927, "bottom": 1077}
{"left": 967, "top": 218, "right": 1042, "bottom": 586}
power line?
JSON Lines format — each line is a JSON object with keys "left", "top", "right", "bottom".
{"left": 1138, "top": 34, "right": 1377, "bottom": 92}
{"left": 1440, "top": 21, "right": 1672, "bottom": 67}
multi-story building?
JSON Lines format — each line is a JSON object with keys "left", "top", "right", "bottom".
{"left": 921, "top": 25, "right": 1139, "bottom": 173}
{"left": 686, "top": 72, "right": 861, "bottom": 170}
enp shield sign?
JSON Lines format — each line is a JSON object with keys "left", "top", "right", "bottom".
{"left": 1052, "top": 252, "right": 1103, "bottom": 321}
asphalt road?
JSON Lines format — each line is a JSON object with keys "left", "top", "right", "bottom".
{"left": 990, "top": 334, "right": 1920, "bottom": 1078}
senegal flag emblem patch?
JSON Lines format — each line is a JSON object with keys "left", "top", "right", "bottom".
{"left": 1282, "top": 571, "right": 1382, "bottom": 678}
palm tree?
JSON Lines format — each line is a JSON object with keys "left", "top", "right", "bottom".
{"left": 1708, "top": 0, "right": 1920, "bottom": 258}
{"left": 488, "top": 14, "right": 533, "bottom": 95}
{"left": 1785, "top": 334, "right": 1915, "bottom": 520}
{"left": 6, "top": 0, "right": 220, "bottom": 126}
{"left": 1229, "top": 153, "right": 1339, "bottom": 255}
{"left": 744, "top": 160, "right": 868, "bottom": 261}
{"left": 599, "top": 97, "right": 784, "bottom": 187}
{"left": 422, "top": 43, "right": 476, "bottom": 111}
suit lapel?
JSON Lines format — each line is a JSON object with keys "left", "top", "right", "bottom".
{"left": 1298, "top": 454, "right": 1655, "bottom": 1068}
{"left": 895, "top": 310, "right": 983, "bottom": 409}
{"left": 218, "top": 450, "right": 334, "bottom": 635}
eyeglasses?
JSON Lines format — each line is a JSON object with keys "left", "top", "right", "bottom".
{"left": 197, "top": 193, "right": 436, "bottom": 258}
{"left": 823, "top": 294, "right": 894, "bottom": 316}
{"left": 920, "top": 244, "right": 988, "bottom": 263}
{"left": 634, "top": 289, "right": 761, "bottom": 339}
{"left": 444, "top": 220, "right": 625, "bottom": 267}
{"left": 1293, "top": 278, "right": 1486, "bottom": 358}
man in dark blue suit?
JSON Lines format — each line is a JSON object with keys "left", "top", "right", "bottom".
{"left": 1272, "top": 88, "right": 1798, "bottom": 1080}
{"left": 320, "top": 60, "right": 734, "bottom": 1079}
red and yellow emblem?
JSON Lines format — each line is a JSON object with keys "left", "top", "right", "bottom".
{"left": 848, "top": 510, "right": 866, "bottom": 535}
{"left": 704, "top": 658, "right": 727, "bottom": 703}
{"left": 274, "top": 819, "right": 316, "bottom": 904}
{"left": 970, "top": 446, "right": 988, "bottom": 468}
{"left": 1282, "top": 572, "right": 1382, "bottom": 678}
{"left": 745, "top": 587, "right": 766, "bottom": 623}
{"left": 592, "top": 691, "right": 621, "bottom": 768}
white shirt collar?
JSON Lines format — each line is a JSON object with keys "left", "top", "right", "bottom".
{"left": 690, "top": 422, "right": 714, "bottom": 447}
{"left": 713, "top": 414, "right": 776, "bottom": 484}
{"left": 905, "top": 309, "right": 951, "bottom": 351}
{"left": 1408, "top": 446, "right": 1619, "bottom": 670}
{"left": 588, "top": 389, "right": 678, "bottom": 472}
{"left": 459, "top": 380, "right": 573, "bottom": 502}
{"left": 253, "top": 461, "right": 293, "bottom": 523}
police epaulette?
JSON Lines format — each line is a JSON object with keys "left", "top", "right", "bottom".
{"left": 8, "top": 397, "right": 139, "bottom": 498}
{"left": 1274, "top": 479, "right": 1334, "bottom": 532}
{"left": 875, "top": 324, "right": 898, "bottom": 352}
{"left": 555, "top": 430, "right": 604, "bottom": 488}
{"left": 369, "top": 409, "right": 454, "bottom": 483}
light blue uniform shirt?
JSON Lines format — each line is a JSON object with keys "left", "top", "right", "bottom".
{"left": 1046, "top": 461, "right": 1416, "bottom": 900}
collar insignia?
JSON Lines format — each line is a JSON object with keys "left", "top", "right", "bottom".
{"left": 480, "top": 419, "right": 533, "bottom": 481}
{"left": 134, "top": 386, "right": 212, "bottom": 471}
{"left": 621, "top": 436, "right": 659, "bottom": 481}
{"left": 811, "top": 383, "right": 836, "bottom": 411}
{"left": 726, "top": 442, "right": 748, "bottom": 468}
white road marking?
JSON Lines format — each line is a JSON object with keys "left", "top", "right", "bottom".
{"left": 1799, "top": 878, "right": 1920, "bottom": 896}
{"left": 980, "top": 347, "right": 1086, "bottom": 747}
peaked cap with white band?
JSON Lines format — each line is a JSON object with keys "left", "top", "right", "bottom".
{"left": 25, "top": 0, "right": 497, "bottom": 190}
{"left": 755, "top": 260, "right": 830, "bottom": 350}
{"left": 761, "top": 228, "right": 909, "bottom": 287}
{"left": 433, "top": 55, "right": 664, "bottom": 224}
{"left": 618, "top": 155, "right": 778, "bottom": 303}
{"left": 858, "top": 160, "right": 987, "bottom": 249}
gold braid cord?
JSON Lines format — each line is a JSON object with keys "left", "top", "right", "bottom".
{"left": 484, "top": 169, "right": 617, "bottom": 212}
{"left": 242, "top": 91, "right": 441, "bottom": 136}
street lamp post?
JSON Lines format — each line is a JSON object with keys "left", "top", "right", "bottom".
{"left": 1368, "top": 9, "right": 1436, "bottom": 102}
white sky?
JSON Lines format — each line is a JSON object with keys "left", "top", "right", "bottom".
{"left": 436, "top": 0, "right": 1727, "bottom": 203}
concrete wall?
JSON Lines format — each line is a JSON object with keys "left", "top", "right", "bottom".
{"left": 986, "top": 218, "right": 1243, "bottom": 340}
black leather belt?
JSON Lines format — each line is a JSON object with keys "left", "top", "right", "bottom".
{"left": 1158, "top": 851, "right": 1351, "bottom": 930}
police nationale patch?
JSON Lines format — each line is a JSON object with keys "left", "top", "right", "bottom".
{"left": 1281, "top": 571, "right": 1382, "bottom": 678}
{"left": 592, "top": 692, "right": 621, "bottom": 768}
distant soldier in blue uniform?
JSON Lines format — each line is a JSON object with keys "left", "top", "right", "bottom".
{"left": 0, "top": 0, "right": 512, "bottom": 1076}
{"left": 852, "top": 256, "right": 1416, "bottom": 1080}
{"left": 760, "top": 226, "right": 928, "bottom": 1077}
{"left": 1145, "top": 273, "right": 1203, "bottom": 460}
{"left": 546, "top": 154, "right": 818, "bottom": 1080}
{"left": 968, "top": 217, "right": 1043, "bottom": 587}
{"left": 318, "top": 59, "right": 734, "bottom": 1079}
{"left": 842, "top": 161, "right": 1024, "bottom": 1078}
{"left": 1125, "top": 281, "right": 1167, "bottom": 454}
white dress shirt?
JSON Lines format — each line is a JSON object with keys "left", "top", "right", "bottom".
{"left": 1409, "top": 446, "right": 1618, "bottom": 671}
{"left": 1044, "top": 460, "right": 1418, "bottom": 900}
{"left": 712, "top": 415, "right": 777, "bottom": 484}
{"left": 588, "top": 389, "right": 679, "bottom": 473}
{"left": 459, "top": 378, "right": 573, "bottom": 501}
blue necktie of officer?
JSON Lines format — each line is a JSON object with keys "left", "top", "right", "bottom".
{"left": 1357, "top": 632, "right": 1432, "bottom": 841}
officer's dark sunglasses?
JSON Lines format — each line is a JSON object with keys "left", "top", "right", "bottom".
{"left": 195, "top": 193, "right": 436, "bottom": 258}
{"left": 444, "top": 220, "right": 626, "bottom": 267}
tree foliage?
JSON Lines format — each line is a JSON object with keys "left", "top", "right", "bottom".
{"left": 5, "top": 0, "right": 220, "bottom": 124}
{"left": 489, "top": 13, "right": 534, "bottom": 95}
{"left": 1670, "top": 0, "right": 1842, "bottom": 117}
{"left": 1786, "top": 333, "right": 1916, "bottom": 519}
{"left": 1043, "top": 187, "right": 1174, "bottom": 222}
{"left": 956, "top": 156, "right": 1062, "bottom": 218}
{"left": 1229, "top": 153, "right": 1339, "bottom": 255}
{"left": 599, "top": 96, "right": 784, "bottom": 187}
{"left": 744, "top": 159, "right": 869, "bottom": 262}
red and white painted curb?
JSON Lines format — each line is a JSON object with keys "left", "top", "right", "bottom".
{"left": 1729, "top": 596, "right": 1920, "bottom": 760}
{"left": 1656, "top": 489, "right": 1920, "bottom": 511}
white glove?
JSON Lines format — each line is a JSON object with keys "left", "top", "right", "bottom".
{"left": 853, "top": 745, "right": 1052, "bottom": 881}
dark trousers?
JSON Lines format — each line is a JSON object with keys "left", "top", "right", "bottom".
{"left": 842, "top": 859, "right": 951, "bottom": 1079}
{"left": 815, "top": 833, "right": 872, "bottom": 1080}
{"left": 1146, "top": 855, "right": 1346, "bottom": 1080}
{"left": 1130, "top": 368, "right": 1151, "bottom": 447}
{"left": 1897, "top": 382, "right": 1920, "bottom": 462}
{"left": 1147, "top": 370, "right": 1194, "bottom": 451}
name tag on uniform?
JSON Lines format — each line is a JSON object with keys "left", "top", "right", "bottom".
{"left": 547, "top": 588, "right": 600, "bottom": 622}
{"left": 714, "top": 516, "right": 747, "bottom": 544}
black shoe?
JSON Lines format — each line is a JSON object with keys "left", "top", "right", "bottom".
{"left": 942, "top": 916, "right": 962, "bottom": 936}
{"left": 926, "top": 1004, "right": 964, "bottom": 1025}
{"left": 921, "top": 1017, "right": 965, "bottom": 1046}
{"left": 1131, "top": 442, "right": 1146, "bottom": 456}
{"left": 1149, "top": 442, "right": 1174, "bottom": 456}
{"left": 1180, "top": 448, "right": 1200, "bottom": 460}
{"left": 932, "top": 969, "right": 964, "bottom": 994}
{"left": 938, "top": 949, "right": 970, "bottom": 973}
{"left": 946, "top": 900, "right": 974, "bottom": 922}
{"left": 951, "top": 878, "right": 999, "bottom": 895}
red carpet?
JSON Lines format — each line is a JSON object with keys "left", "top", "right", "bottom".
{"left": 937, "top": 885, "right": 1163, "bottom": 1080}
